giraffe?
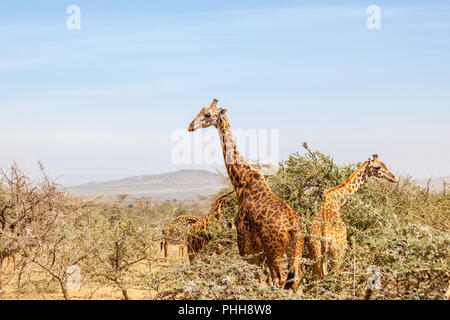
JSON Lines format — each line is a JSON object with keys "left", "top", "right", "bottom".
{"left": 188, "top": 99, "right": 305, "bottom": 290}
{"left": 161, "top": 215, "right": 200, "bottom": 260}
{"left": 308, "top": 154, "right": 397, "bottom": 277}
{"left": 0, "top": 249, "right": 17, "bottom": 288}
{"left": 187, "top": 190, "right": 235, "bottom": 263}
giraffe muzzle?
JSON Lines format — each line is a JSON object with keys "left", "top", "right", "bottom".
{"left": 188, "top": 120, "right": 202, "bottom": 132}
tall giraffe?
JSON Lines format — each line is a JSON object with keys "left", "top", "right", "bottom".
{"left": 308, "top": 154, "right": 397, "bottom": 277}
{"left": 187, "top": 190, "right": 235, "bottom": 262}
{"left": 188, "top": 99, "right": 304, "bottom": 290}
{"left": 161, "top": 215, "right": 200, "bottom": 259}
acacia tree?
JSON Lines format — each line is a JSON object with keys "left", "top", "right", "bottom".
{"left": 0, "top": 162, "right": 93, "bottom": 299}
{"left": 79, "top": 207, "right": 159, "bottom": 300}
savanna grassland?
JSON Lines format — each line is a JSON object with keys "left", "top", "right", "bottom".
{"left": 0, "top": 144, "right": 449, "bottom": 300}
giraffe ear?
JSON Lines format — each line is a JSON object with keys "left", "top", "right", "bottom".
{"left": 220, "top": 108, "right": 227, "bottom": 114}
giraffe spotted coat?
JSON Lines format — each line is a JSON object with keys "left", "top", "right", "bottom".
{"left": 161, "top": 215, "right": 200, "bottom": 259}
{"left": 187, "top": 191, "right": 235, "bottom": 262}
{"left": 188, "top": 99, "right": 305, "bottom": 290}
{"left": 308, "top": 155, "right": 397, "bottom": 277}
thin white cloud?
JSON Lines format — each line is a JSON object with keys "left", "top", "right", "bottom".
{"left": 0, "top": 59, "right": 54, "bottom": 71}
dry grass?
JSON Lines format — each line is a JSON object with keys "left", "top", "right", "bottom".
{"left": 0, "top": 245, "right": 179, "bottom": 300}
{"left": 1, "top": 144, "right": 449, "bottom": 300}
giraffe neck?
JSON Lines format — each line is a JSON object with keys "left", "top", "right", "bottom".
{"left": 201, "top": 199, "right": 223, "bottom": 225}
{"left": 343, "top": 161, "right": 370, "bottom": 196}
{"left": 325, "top": 161, "right": 370, "bottom": 208}
{"left": 202, "top": 213, "right": 213, "bottom": 225}
{"left": 215, "top": 115, "right": 256, "bottom": 198}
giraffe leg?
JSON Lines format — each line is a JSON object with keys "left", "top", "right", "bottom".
{"left": 330, "top": 244, "right": 347, "bottom": 275}
{"left": 236, "top": 229, "right": 265, "bottom": 282}
{"left": 445, "top": 280, "right": 450, "bottom": 300}
{"left": 0, "top": 260, "right": 2, "bottom": 289}
{"left": 285, "top": 234, "right": 304, "bottom": 291}
{"left": 235, "top": 215, "right": 272, "bottom": 284}
{"left": 235, "top": 225, "right": 255, "bottom": 261}
{"left": 0, "top": 257, "right": 3, "bottom": 289}
{"left": 261, "top": 257, "right": 270, "bottom": 285}
{"left": 321, "top": 240, "right": 330, "bottom": 277}
{"left": 181, "top": 244, "right": 185, "bottom": 258}
{"left": 246, "top": 251, "right": 263, "bottom": 265}
{"left": 309, "top": 223, "right": 328, "bottom": 278}
{"left": 264, "top": 243, "right": 285, "bottom": 290}
{"left": 310, "top": 239, "right": 323, "bottom": 278}
{"left": 186, "top": 237, "right": 196, "bottom": 263}
{"left": 246, "top": 252, "right": 265, "bottom": 283}
{"left": 321, "top": 260, "right": 328, "bottom": 276}
{"left": 267, "top": 258, "right": 283, "bottom": 290}
{"left": 164, "top": 239, "right": 169, "bottom": 260}
{"left": 9, "top": 254, "right": 16, "bottom": 273}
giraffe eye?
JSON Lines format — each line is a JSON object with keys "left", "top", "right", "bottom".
{"left": 205, "top": 113, "right": 211, "bottom": 118}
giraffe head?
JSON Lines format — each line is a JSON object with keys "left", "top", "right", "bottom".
{"left": 188, "top": 99, "right": 227, "bottom": 132}
{"left": 367, "top": 154, "right": 398, "bottom": 183}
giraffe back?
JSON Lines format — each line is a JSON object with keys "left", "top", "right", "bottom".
{"left": 162, "top": 214, "right": 199, "bottom": 244}
{"left": 187, "top": 191, "right": 235, "bottom": 261}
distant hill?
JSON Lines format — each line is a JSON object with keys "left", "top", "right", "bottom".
{"left": 67, "top": 169, "right": 224, "bottom": 200}
{"left": 67, "top": 167, "right": 448, "bottom": 201}
{"left": 413, "top": 176, "right": 449, "bottom": 193}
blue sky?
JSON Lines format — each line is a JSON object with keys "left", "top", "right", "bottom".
{"left": 0, "top": 1, "right": 449, "bottom": 185}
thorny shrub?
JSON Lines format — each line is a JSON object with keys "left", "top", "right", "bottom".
{"left": 1, "top": 142, "right": 448, "bottom": 300}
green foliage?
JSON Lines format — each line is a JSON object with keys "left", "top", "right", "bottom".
{"left": 212, "top": 143, "right": 450, "bottom": 299}
{"left": 145, "top": 248, "right": 301, "bottom": 300}
{"left": 1, "top": 147, "right": 448, "bottom": 300}
{"left": 184, "top": 191, "right": 238, "bottom": 257}
{"left": 79, "top": 208, "right": 159, "bottom": 300}
{"left": 267, "top": 142, "right": 357, "bottom": 223}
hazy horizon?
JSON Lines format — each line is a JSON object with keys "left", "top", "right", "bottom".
{"left": 1, "top": 1, "right": 449, "bottom": 184}
{"left": 56, "top": 167, "right": 450, "bottom": 188}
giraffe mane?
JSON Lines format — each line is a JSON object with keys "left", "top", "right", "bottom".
{"left": 324, "top": 160, "right": 369, "bottom": 198}
{"left": 210, "top": 190, "right": 234, "bottom": 214}
{"left": 214, "top": 190, "right": 234, "bottom": 204}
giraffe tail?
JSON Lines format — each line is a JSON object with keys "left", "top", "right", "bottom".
{"left": 284, "top": 270, "right": 296, "bottom": 290}
{"left": 284, "top": 229, "right": 303, "bottom": 290}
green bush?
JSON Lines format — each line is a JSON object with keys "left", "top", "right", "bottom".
{"left": 1, "top": 148, "right": 448, "bottom": 300}
{"left": 195, "top": 143, "right": 450, "bottom": 299}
